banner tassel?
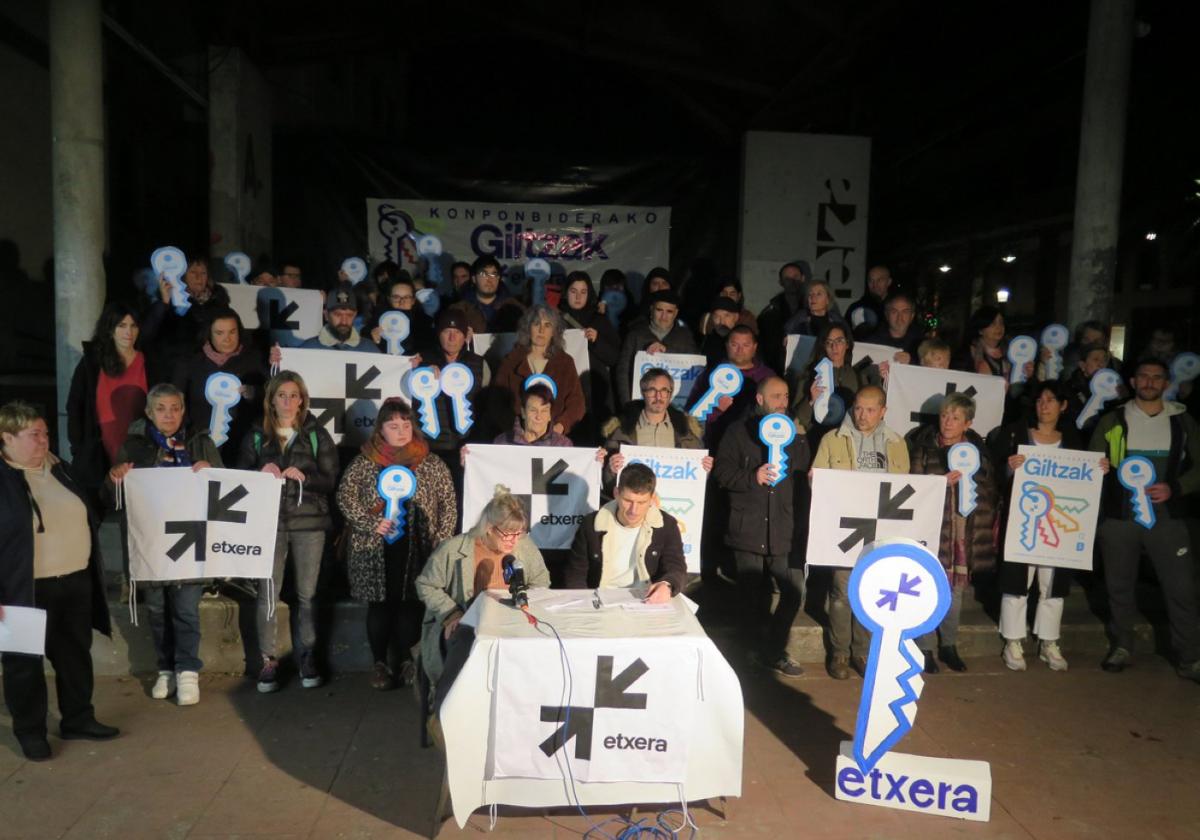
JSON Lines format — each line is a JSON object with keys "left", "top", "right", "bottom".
{"left": 266, "top": 577, "right": 276, "bottom": 622}
{"left": 128, "top": 578, "right": 138, "bottom": 627}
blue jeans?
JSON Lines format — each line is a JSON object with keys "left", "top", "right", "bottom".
{"left": 144, "top": 583, "right": 205, "bottom": 673}
{"left": 257, "top": 529, "right": 325, "bottom": 659}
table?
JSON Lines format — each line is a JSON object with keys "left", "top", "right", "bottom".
{"left": 439, "top": 589, "right": 744, "bottom": 828}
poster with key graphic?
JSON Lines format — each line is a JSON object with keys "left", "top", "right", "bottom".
{"left": 1002, "top": 445, "right": 1104, "bottom": 571}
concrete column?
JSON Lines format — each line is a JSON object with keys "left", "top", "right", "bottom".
{"left": 1066, "top": 0, "right": 1135, "bottom": 329}
{"left": 50, "top": 0, "right": 106, "bottom": 451}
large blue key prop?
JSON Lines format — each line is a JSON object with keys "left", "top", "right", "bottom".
{"left": 849, "top": 539, "right": 952, "bottom": 773}
{"left": 1039, "top": 324, "right": 1069, "bottom": 381}
{"left": 408, "top": 367, "right": 442, "bottom": 438}
{"left": 690, "top": 363, "right": 744, "bottom": 422}
{"left": 378, "top": 310, "right": 411, "bottom": 355}
{"left": 440, "top": 363, "right": 475, "bottom": 435}
{"left": 1075, "top": 368, "right": 1121, "bottom": 429}
{"left": 1006, "top": 335, "right": 1037, "bottom": 385}
{"left": 341, "top": 257, "right": 368, "bottom": 285}
{"left": 757, "top": 413, "right": 795, "bottom": 487}
{"left": 947, "top": 442, "right": 981, "bottom": 516}
{"left": 1117, "top": 456, "right": 1156, "bottom": 530}
{"left": 377, "top": 465, "right": 417, "bottom": 544}
{"left": 523, "top": 373, "right": 558, "bottom": 399}
{"left": 151, "top": 245, "right": 189, "bottom": 314}
{"left": 204, "top": 372, "right": 242, "bottom": 447}
{"left": 1166, "top": 352, "right": 1200, "bottom": 402}
{"left": 224, "top": 251, "right": 252, "bottom": 284}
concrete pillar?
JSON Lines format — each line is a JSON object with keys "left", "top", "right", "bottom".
{"left": 1066, "top": 0, "right": 1135, "bottom": 329}
{"left": 50, "top": 0, "right": 107, "bottom": 451}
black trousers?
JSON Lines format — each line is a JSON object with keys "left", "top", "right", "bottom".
{"left": 2, "top": 569, "right": 96, "bottom": 738}
{"left": 733, "top": 550, "right": 805, "bottom": 659}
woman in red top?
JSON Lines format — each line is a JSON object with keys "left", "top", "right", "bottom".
{"left": 66, "top": 302, "right": 157, "bottom": 502}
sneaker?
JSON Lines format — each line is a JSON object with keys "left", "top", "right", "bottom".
{"left": 398, "top": 659, "right": 417, "bottom": 688}
{"left": 257, "top": 656, "right": 281, "bottom": 693}
{"left": 1101, "top": 647, "right": 1131, "bottom": 673}
{"left": 176, "top": 671, "right": 200, "bottom": 706}
{"left": 1002, "top": 640, "right": 1027, "bottom": 671}
{"left": 370, "top": 661, "right": 396, "bottom": 691}
{"left": 850, "top": 655, "right": 868, "bottom": 678}
{"left": 756, "top": 652, "right": 804, "bottom": 679}
{"left": 827, "top": 654, "right": 850, "bottom": 681}
{"left": 151, "top": 670, "right": 175, "bottom": 700}
{"left": 1175, "top": 660, "right": 1200, "bottom": 684}
{"left": 923, "top": 651, "right": 940, "bottom": 674}
{"left": 939, "top": 645, "right": 968, "bottom": 672}
{"left": 299, "top": 650, "right": 323, "bottom": 689}
{"left": 1039, "top": 641, "right": 1068, "bottom": 672}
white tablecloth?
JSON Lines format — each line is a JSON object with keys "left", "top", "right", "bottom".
{"left": 440, "top": 589, "right": 744, "bottom": 827}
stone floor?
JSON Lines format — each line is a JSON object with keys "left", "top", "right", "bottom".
{"left": 1, "top": 640, "right": 1198, "bottom": 839}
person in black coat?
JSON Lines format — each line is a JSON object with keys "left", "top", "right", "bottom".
{"left": 0, "top": 401, "right": 117, "bottom": 761}
{"left": 172, "top": 307, "right": 268, "bottom": 465}
{"left": 559, "top": 271, "right": 620, "bottom": 439}
{"left": 145, "top": 256, "right": 233, "bottom": 376}
{"left": 712, "top": 377, "right": 811, "bottom": 677}
{"left": 565, "top": 463, "right": 687, "bottom": 599}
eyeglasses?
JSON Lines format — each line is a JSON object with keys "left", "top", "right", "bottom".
{"left": 492, "top": 526, "right": 526, "bottom": 541}
{"left": 478, "top": 270, "right": 500, "bottom": 279}
{"left": 825, "top": 337, "right": 847, "bottom": 347}
{"left": 391, "top": 294, "right": 415, "bottom": 303}
{"left": 641, "top": 387, "right": 673, "bottom": 396}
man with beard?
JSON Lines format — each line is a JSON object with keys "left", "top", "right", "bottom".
{"left": 689, "top": 325, "right": 775, "bottom": 450}
{"left": 300, "top": 284, "right": 380, "bottom": 353}
{"left": 1091, "top": 357, "right": 1200, "bottom": 682}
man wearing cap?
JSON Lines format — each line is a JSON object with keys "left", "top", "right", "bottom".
{"left": 423, "top": 309, "right": 489, "bottom": 505}
{"left": 300, "top": 283, "right": 380, "bottom": 353}
{"left": 757, "top": 261, "right": 810, "bottom": 373}
{"left": 700, "top": 297, "right": 744, "bottom": 365}
{"left": 615, "top": 289, "right": 699, "bottom": 405}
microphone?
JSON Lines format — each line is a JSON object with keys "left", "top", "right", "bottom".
{"left": 501, "top": 554, "right": 529, "bottom": 609}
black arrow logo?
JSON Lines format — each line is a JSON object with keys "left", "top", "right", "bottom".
{"left": 878, "top": 482, "right": 916, "bottom": 521}
{"left": 538, "top": 706, "right": 595, "bottom": 760}
{"left": 207, "top": 481, "right": 249, "bottom": 523}
{"left": 910, "top": 382, "right": 980, "bottom": 425}
{"left": 165, "top": 521, "right": 207, "bottom": 563}
{"left": 838, "top": 516, "right": 877, "bottom": 553}
{"left": 310, "top": 397, "right": 345, "bottom": 433}
{"left": 266, "top": 299, "right": 300, "bottom": 331}
{"left": 594, "top": 656, "right": 649, "bottom": 709}
{"left": 838, "top": 482, "right": 917, "bottom": 553}
{"left": 345, "top": 364, "right": 382, "bottom": 400}
{"left": 531, "top": 458, "right": 570, "bottom": 496}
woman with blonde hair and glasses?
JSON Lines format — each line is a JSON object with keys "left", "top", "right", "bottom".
{"left": 415, "top": 485, "right": 548, "bottom": 716}
{"left": 236, "top": 371, "right": 338, "bottom": 694}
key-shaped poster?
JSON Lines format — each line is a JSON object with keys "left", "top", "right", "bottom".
{"left": 947, "top": 441, "right": 981, "bottom": 516}
{"left": 690, "top": 363, "right": 744, "bottom": 422}
{"left": 1117, "top": 456, "right": 1156, "bottom": 529}
{"left": 1039, "top": 324, "right": 1069, "bottom": 381}
{"left": 151, "top": 246, "right": 189, "bottom": 314}
{"left": 1166, "top": 352, "right": 1200, "bottom": 402}
{"left": 377, "top": 465, "right": 417, "bottom": 544}
{"left": 204, "top": 372, "right": 242, "bottom": 447}
{"left": 440, "top": 363, "right": 475, "bottom": 435}
{"left": 757, "top": 413, "right": 796, "bottom": 487}
{"left": 848, "top": 539, "right": 951, "bottom": 773}
{"left": 812, "top": 357, "right": 838, "bottom": 424}
{"left": 1075, "top": 368, "right": 1121, "bottom": 429}
{"left": 1006, "top": 335, "right": 1038, "bottom": 385}
{"left": 224, "top": 251, "right": 252, "bottom": 284}
{"left": 408, "top": 366, "right": 442, "bottom": 438}
{"left": 523, "top": 373, "right": 557, "bottom": 398}
{"left": 1016, "top": 481, "right": 1053, "bottom": 551}
{"left": 377, "top": 310, "right": 411, "bottom": 355}
{"left": 341, "top": 257, "right": 368, "bottom": 285}
{"left": 416, "top": 234, "right": 444, "bottom": 293}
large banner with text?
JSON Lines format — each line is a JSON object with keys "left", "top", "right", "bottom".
{"left": 618, "top": 445, "right": 708, "bottom": 574}
{"left": 1002, "top": 445, "right": 1104, "bottom": 571}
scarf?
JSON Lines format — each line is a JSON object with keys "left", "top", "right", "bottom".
{"left": 361, "top": 434, "right": 429, "bottom": 469}
{"left": 148, "top": 424, "right": 192, "bottom": 467}
{"left": 203, "top": 341, "right": 242, "bottom": 368}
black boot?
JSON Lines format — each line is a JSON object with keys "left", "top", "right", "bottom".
{"left": 939, "top": 645, "right": 968, "bottom": 672}
{"left": 923, "top": 651, "right": 939, "bottom": 674}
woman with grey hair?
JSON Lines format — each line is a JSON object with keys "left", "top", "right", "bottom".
{"left": 414, "top": 485, "right": 549, "bottom": 721}
{"left": 492, "top": 303, "right": 585, "bottom": 436}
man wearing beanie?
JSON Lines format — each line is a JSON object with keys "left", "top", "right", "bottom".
{"left": 615, "top": 289, "right": 698, "bottom": 404}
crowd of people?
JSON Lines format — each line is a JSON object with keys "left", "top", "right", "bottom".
{"left": 1, "top": 251, "right": 1197, "bottom": 763}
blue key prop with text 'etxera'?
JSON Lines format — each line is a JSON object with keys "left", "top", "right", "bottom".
{"left": 377, "top": 465, "right": 417, "bottom": 544}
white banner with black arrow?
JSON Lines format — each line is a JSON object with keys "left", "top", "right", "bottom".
{"left": 490, "top": 639, "right": 698, "bottom": 783}
{"left": 278, "top": 347, "right": 416, "bottom": 447}
{"left": 462, "top": 444, "right": 601, "bottom": 549}
{"left": 886, "top": 365, "right": 1006, "bottom": 438}
{"left": 220, "top": 283, "right": 324, "bottom": 347}
{"left": 123, "top": 468, "right": 283, "bottom": 581}
{"left": 806, "top": 469, "right": 947, "bottom": 567}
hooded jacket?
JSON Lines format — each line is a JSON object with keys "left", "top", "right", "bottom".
{"left": 559, "top": 286, "right": 621, "bottom": 418}
{"left": 1090, "top": 400, "right": 1200, "bottom": 520}
{"left": 812, "top": 415, "right": 909, "bottom": 473}
{"left": 565, "top": 501, "right": 687, "bottom": 595}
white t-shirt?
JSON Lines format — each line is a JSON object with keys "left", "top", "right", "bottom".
{"left": 601, "top": 521, "right": 642, "bottom": 588}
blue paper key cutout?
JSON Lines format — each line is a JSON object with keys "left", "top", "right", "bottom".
{"left": 1117, "top": 456, "right": 1156, "bottom": 529}
{"left": 377, "top": 465, "right": 417, "bottom": 544}
{"left": 757, "top": 413, "right": 795, "bottom": 486}
{"left": 1040, "top": 324, "right": 1069, "bottom": 381}
{"left": 849, "top": 540, "right": 951, "bottom": 773}
{"left": 378, "top": 310, "right": 411, "bottom": 355}
{"left": 440, "top": 363, "right": 475, "bottom": 435}
{"left": 204, "top": 372, "right": 242, "bottom": 447}
{"left": 690, "top": 363, "right": 744, "bottom": 421}
{"left": 408, "top": 367, "right": 442, "bottom": 438}
{"left": 151, "top": 246, "right": 189, "bottom": 314}
{"left": 224, "top": 251, "right": 252, "bottom": 284}
{"left": 1076, "top": 369, "right": 1122, "bottom": 429}
{"left": 1007, "top": 335, "right": 1038, "bottom": 385}
{"left": 1166, "top": 352, "right": 1200, "bottom": 401}
{"left": 947, "top": 442, "right": 981, "bottom": 516}
{"left": 524, "top": 373, "right": 557, "bottom": 399}
{"left": 1017, "top": 481, "right": 1053, "bottom": 551}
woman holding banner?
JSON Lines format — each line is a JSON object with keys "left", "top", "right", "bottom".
{"left": 337, "top": 398, "right": 457, "bottom": 690}
{"left": 0, "top": 401, "right": 118, "bottom": 761}
{"left": 237, "top": 371, "right": 338, "bottom": 694}
{"left": 106, "top": 384, "right": 222, "bottom": 706}
{"left": 492, "top": 304, "right": 585, "bottom": 437}
{"left": 987, "top": 380, "right": 1106, "bottom": 672}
